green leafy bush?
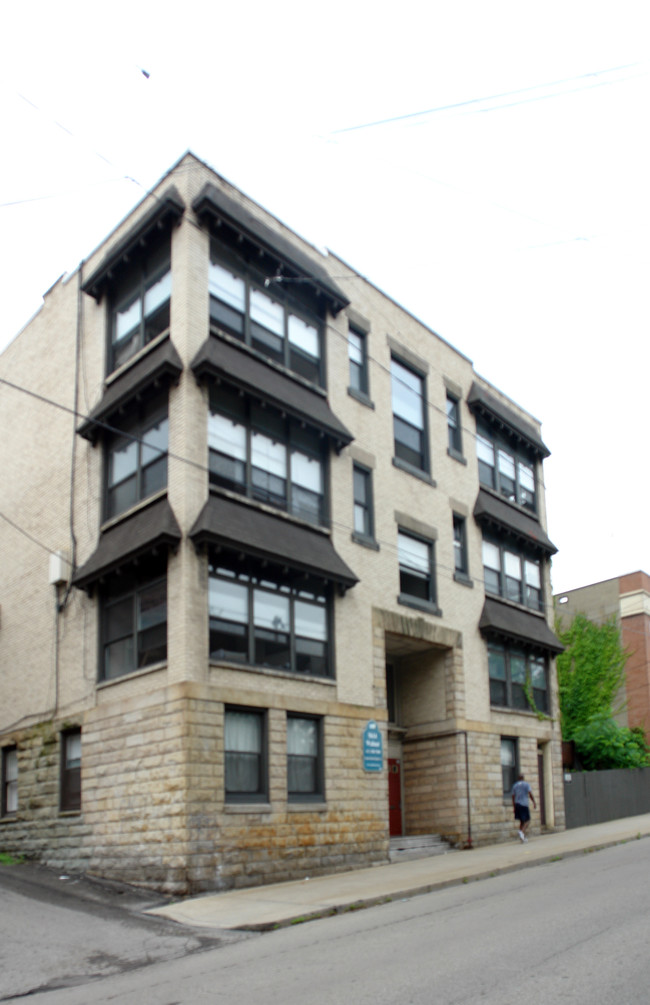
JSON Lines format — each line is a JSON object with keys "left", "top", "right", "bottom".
{"left": 573, "top": 712, "right": 650, "bottom": 770}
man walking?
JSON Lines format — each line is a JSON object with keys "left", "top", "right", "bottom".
{"left": 512, "top": 773, "right": 536, "bottom": 842}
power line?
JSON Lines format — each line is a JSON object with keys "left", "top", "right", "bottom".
{"left": 0, "top": 369, "right": 559, "bottom": 614}
{"left": 0, "top": 508, "right": 57, "bottom": 558}
{"left": 329, "top": 62, "right": 646, "bottom": 135}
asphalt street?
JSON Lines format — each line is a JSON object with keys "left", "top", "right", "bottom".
{"left": 0, "top": 863, "right": 254, "bottom": 1001}
{"left": 3, "top": 838, "right": 650, "bottom": 1004}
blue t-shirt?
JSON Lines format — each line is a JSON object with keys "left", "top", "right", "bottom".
{"left": 512, "top": 780, "right": 532, "bottom": 807}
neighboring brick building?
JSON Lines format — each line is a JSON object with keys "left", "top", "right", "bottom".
{"left": 0, "top": 153, "right": 564, "bottom": 893}
{"left": 555, "top": 572, "right": 650, "bottom": 735}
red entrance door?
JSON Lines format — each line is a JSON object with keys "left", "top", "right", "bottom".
{"left": 388, "top": 758, "right": 402, "bottom": 836}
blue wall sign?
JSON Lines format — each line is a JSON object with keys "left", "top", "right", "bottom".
{"left": 363, "top": 720, "right": 383, "bottom": 772}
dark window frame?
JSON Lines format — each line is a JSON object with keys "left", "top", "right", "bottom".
{"left": 1, "top": 745, "right": 17, "bottom": 817}
{"left": 397, "top": 528, "right": 440, "bottom": 614}
{"left": 348, "top": 324, "right": 369, "bottom": 397}
{"left": 391, "top": 357, "right": 430, "bottom": 477}
{"left": 453, "top": 513, "right": 469, "bottom": 579}
{"left": 208, "top": 385, "right": 328, "bottom": 528}
{"left": 476, "top": 423, "right": 537, "bottom": 513}
{"left": 100, "top": 564, "right": 167, "bottom": 682}
{"left": 209, "top": 243, "right": 325, "bottom": 387}
{"left": 489, "top": 642, "right": 549, "bottom": 714}
{"left": 482, "top": 537, "right": 543, "bottom": 612}
{"left": 287, "top": 713, "right": 324, "bottom": 802}
{"left": 224, "top": 706, "right": 268, "bottom": 803}
{"left": 108, "top": 245, "right": 171, "bottom": 375}
{"left": 60, "top": 728, "right": 81, "bottom": 813}
{"left": 352, "top": 463, "right": 376, "bottom": 546}
{"left": 500, "top": 736, "right": 519, "bottom": 795}
{"left": 104, "top": 395, "right": 169, "bottom": 522}
{"left": 209, "top": 565, "right": 333, "bottom": 680}
{"left": 446, "top": 392, "right": 463, "bottom": 458}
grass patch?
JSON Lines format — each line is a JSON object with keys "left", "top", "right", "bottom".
{"left": 0, "top": 852, "right": 23, "bottom": 865}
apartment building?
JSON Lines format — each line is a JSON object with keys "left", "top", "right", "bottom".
{"left": 0, "top": 153, "right": 564, "bottom": 893}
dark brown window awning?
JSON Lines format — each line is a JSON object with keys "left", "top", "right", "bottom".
{"left": 474, "top": 489, "right": 557, "bottom": 556}
{"left": 82, "top": 187, "right": 185, "bottom": 302}
{"left": 479, "top": 597, "right": 563, "bottom": 654}
{"left": 190, "top": 494, "right": 358, "bottom": 594}
{"left": 77, "top": 338, "right": 183, "bottom": 443}
{"left": 468, "top": 382, "right": 550, "bottom": 459}
{"left": 192, "top": 336, "right": 353, "bottom": 452}
{"left": 192, "top": 183, "right": 349, "bottom": 317}
{"left": 73, "top": 497, "right": 181, "bottom": 591}
{"left": 81, "top": 186, "right": 184, "bottom": 299}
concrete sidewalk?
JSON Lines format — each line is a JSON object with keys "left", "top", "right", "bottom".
{"left": 149, "top": 814, "right": 650, "bottom": 931}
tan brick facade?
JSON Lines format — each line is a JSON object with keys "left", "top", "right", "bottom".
{"left": 1, "top": 153, "right": 565, "bottom": 892}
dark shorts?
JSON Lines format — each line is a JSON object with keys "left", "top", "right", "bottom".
{"left": 514, "top": 804, "right": 530, "bottom": 824}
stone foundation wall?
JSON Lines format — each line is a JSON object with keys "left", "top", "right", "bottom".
{"left": 402, "top": 727, "right": 562, "bottom": 847}
{"left": 2, "top": 686, "right": 389, "bottom": 895}
{"left": 0, "top": 720, "right": 91, "bottom": 872}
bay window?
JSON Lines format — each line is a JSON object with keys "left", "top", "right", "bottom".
{"left": 208, "top": 386, "right": 326, "bottom": 526}
{"left": 482, "top": 539, "right": 543, "bottom": 612}
{"left": 101, "top": 566, "right": 167, "bottom": 680}
{"left": 209, "top": 251, "right": 323, "bottom": 385}
{"left": 209, "top": 567, "right": 331, "bottom": 678}
{"left": 489, "top": 643, "right": 549, "bottom": 713}
{"left": 110, "top": 247, "right": 171, "bottom": 373}
{"left": 105, "top": 397, "right": 168, "bottom": 520}
{"left": 477, "top": 425, "right": 536, "bottom": 512}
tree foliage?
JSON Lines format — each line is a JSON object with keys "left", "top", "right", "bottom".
{"left": 571, "top": 713, "right": 650, "bottom": 770}
{"left": 555, "top": 613, "right": 627, "bottom": 740}
{"left": 555, "top": 613, "right": 650, "bottom": 770}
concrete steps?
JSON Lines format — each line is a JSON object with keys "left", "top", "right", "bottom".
{"left": 389, "top": 834, "right": 455, "bottom": 863}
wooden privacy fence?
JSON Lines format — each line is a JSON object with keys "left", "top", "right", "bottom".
{"left": 563, "top": 767, "right": 650, "bottom": 829}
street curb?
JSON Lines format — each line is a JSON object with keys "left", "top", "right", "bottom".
{"left": 244, "top": 832, "right": 650, "bottom": 932}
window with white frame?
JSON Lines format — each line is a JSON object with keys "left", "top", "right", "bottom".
{"left": 391, "top": 358, "right": 428, "bottom": 474}
{"left": 287, "top": 715, "right": 323, "bottom": 801}
{"left": 209, "top": 251, "right": 323, "bottom": 386}
{"left": 208, "top": 385, "right": 326, "bottom": 526}
{"left": 482, "top": 539, "right": 543, "bottom": 611}
{"left": 225, "top": 708, "right": 267, "bottom": 802}
{"left": 1, "top": 746, "right": 17, "bottom": 816}
{"left": 209, "top": 566, "right": 331, "bottom": 678}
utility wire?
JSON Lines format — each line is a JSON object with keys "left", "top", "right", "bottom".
{"left": 329, "top": 62, "right": 646, "bottom": 134}
{"left": 0, "top": 370, "right": 559, "bottom": 616}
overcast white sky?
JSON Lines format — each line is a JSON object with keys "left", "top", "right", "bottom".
{"left": 2, "top": 0, "right": 649, "bottom": 594}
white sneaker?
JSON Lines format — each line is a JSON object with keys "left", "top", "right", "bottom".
{"left": 518, "top": 830, "right": 525, "bottom": 842}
